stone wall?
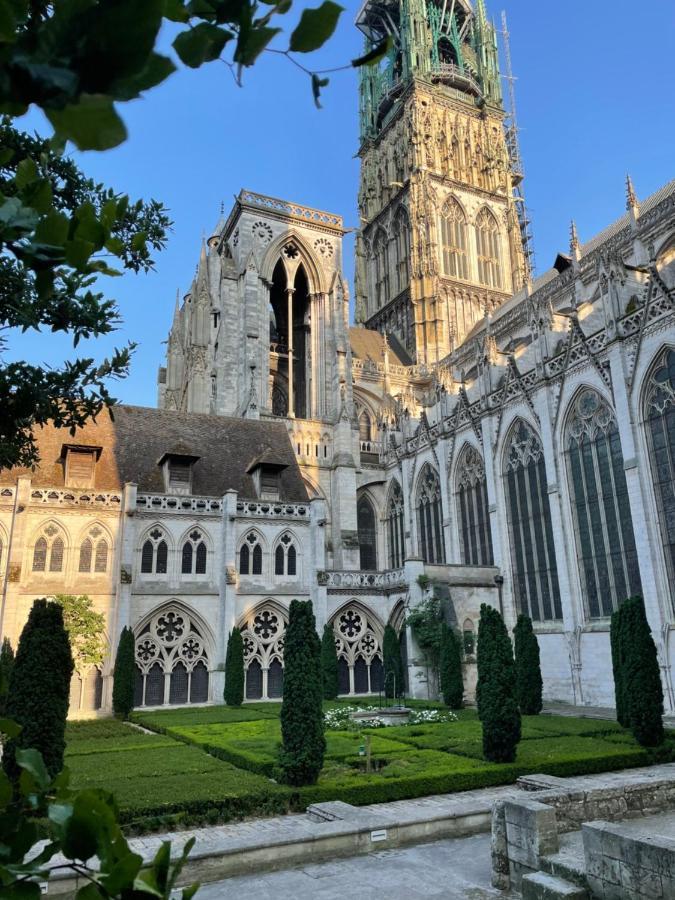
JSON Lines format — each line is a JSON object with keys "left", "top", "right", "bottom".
{"left": 583, "top": 820, "right": 675, "bottom": 899}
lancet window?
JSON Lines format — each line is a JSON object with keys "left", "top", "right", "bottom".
{"left": 392, "top": 208, "right": 410, "bottom": 294}
{"left": 475, "top": 207, "right": 502, "bottom": 289}
{"left": 440, "top": 197, "right": 469, "bottom": 280}
{"left": 504, "top": 421, "right": 562, "bottom": 621}
{"left": 181, "top": 529, "right": 207, "bottom": 576}
{"left": 32, "top": 524, "right": 65, "bottom": 573}
{"left": 416, "top": 465, "right": 445, "bottom": 564}
{"left": 373, "top": 229, "right": 389, "bottom": 307}
{"left": 565, "top": 389, "right": 641, "bottom": 617}
{"left": 385, "top": 481, "right": 405, "bottom": 570}
{"left": 274, "top": 532, "right": 297, "bottom": 577}
{"left": 78, "top": 526, "right": 109, "bottom": 574}
{"left": 140, "top": 528, "right": 168, "bottom": 575}
{"left": 456, "top": 445, "right": 494, "bottom": 567}
{"left": 239, "top": 531, "right": 263, "bottom": 576}
{"left": 357, "top": 495, "right": 378, "bottom": 571}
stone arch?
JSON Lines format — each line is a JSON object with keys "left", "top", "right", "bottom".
{"left": 330, "top": 600, "right": 385, "bottom": 696}
{"left": 132, "top": 601, "right": 214, "bottom": 707}
{"left": 237, "top": 599, "right": 289, "bottom": 701}
{"left": 75, "top": 520, "right": 113, "bottom": 575}
{"left": 499, "top": 413, "right": 542, "bottom": 476}
{"left": 453, "top": 441, "right": 493, "bottom": 567}
{"left": 177, "top": 523, "right": 212, "bottom": 577}
{"left": 414, "top": 463, "right": 445, "bottom": 564}
{"left": 29, "top": 519, "right": 69, "bottom": 574}
{"left": 261, "top": 229, "right": 327, "bottom": 295}
{"left": 356, "top": 489, "right": 379, "bottom": 572}
{"left": 272, "top": 528, "right": 301, "bottom": 578}
{"left": 237, "top": 527, "right": 267, "bottom": 577}
{"left": 558, "top": 381, "right": 616, "bottom": 450}
{"left": 138, "top": 523, "right": 173, "bottom": 576}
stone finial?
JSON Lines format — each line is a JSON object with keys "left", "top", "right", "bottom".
{"left": 626, "top": 174, "right": 638, "bottom": 212}
{"left": 570, "top": 219, "right": 580, "bottom": 257}
{"left": 220, "top": 199, "right": 225, "bottom": 215}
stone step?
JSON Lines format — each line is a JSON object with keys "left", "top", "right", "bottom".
{"left": 521, "top": 871, "right": 589, "bottom": 900}
{"left": 541, "top": 831, "right": 587, "bottom": 887}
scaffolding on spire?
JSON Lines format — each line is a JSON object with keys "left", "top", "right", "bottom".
{"left": 500, "top": 10, "right": 535, "bottom": 281}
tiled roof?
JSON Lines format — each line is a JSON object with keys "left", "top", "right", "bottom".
{"left": 2, "top": 406, "right": 308, "bottom": 501}
{"left": 349, "top": 327, "right": 411, "bottom": 366}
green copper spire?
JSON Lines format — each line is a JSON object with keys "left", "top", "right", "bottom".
{"left": 356, "top": 0, "right": 503, "bottom": 142}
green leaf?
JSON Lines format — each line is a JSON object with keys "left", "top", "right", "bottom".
{"left": 34, "top": 210, "right": 69, "bottom": 246}
{"left": 22, "top": 178, "right": 53, "bottom": 215}
{"left": 16, "top": 748, "right": 50, "bottom": 791}
{"left": 46, "top": 95, "right": 127, "bottom": 151}
{"left": 311, "top": 73, "right": 329, "bottom": 108}
{"left": 0, "top": 0, "right": 26, "bottom": 42}
{"left": 289, "top": 0, "right": 343, "bottom": 53}
{"left": 14, "top": 157, "right": 38, "bottom": 189}
{"left": 0, "top": 717, "right": 21, "bottom": 739}
{"left": 351, "top": 35, "right": 392, "bottom": 67}
{"left": 60, "top": 790, "right": 118, "bottom": 862}
{"left": 99, "top": 850, "right": 143, "bottom": 894}
{"left": 65, "top": 237, "right": 95, "bottom": 269}
{"left": 164, "top": 0, "right": 190, "bottom": 20}
{"left": 173, "top": 23, "right": 233, "bottom": 67}
{"left": 234, "top": 25, "right": 280, "bottom": 66}
{"left": 112, "top": 53, "right": 176, "bottom": 101}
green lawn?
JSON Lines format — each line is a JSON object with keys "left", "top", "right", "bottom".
{"left": 64, "top": 704, "right": 674, "bottom": 834}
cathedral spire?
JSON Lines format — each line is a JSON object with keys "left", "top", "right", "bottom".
{"left": 626, "top": 174, "right": 638, "bottom": 212}
{"left": 570, "top": 220, "right": 581, "bottom": 261}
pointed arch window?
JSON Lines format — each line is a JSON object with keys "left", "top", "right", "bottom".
{"left": 645, "top": 349, "right": 675, "bottom": 601}
{"left": 475, "top": 207, "right": 502, "bottom": 289}
{"left": 456, "top": 445, "right": 494, "bottom": 566}
{"left": 504, "top": 421, "right": 562, "bottom": 621}
{"left": 274, "top": 532, "right": 297, "bottom": 577}
{"left": 181, "top": 529, "right": 207, "bottom": 576}
{"left": 386, "top": 481, "right": 405, "bottom": 570}
{"left": 32, "top": 524, "right": 66, "bottom": 573}
{"left": 392, "top": 208, "right": 410, "bottom": 294}
{"left": 565, "top": 389, "right": 641, "bottom": 618}
{"left": 416, "top": 465, "right": 445, "bottom": 564}
{"left": 332, "top": 605, "right": 383, "bottom": 696}
{"left": 78, "top": 526, "right": 108, "bottom": 574}
{"left": 357, "top": 495, "right": 378, "bottom": 571}
{"left": 240, "top": 604, "right": 287, "bottom": 701}
{"left": 440, "top": 197, "right": 469, "bottom": 280}
{"left": 373, "top": 229, "right": 389, "bottom": 307}
{"left": 140, "top": 528, "right": 168, "bottom": 575}
{"left": 239, "top": 531, "right": 263, "bottom": 575}
{"left": 134, "top": 606, "right": 209, "bottom": 707}
{"left": 358, "top": 410, "right": 373, "bottom": 444}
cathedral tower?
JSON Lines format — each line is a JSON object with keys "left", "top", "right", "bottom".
{"left": 354, "top": 0, "right": 528, "bottom": 364}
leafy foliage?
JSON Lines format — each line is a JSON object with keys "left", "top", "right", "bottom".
{"left": 0, "top": 0, "right": 386, "bottom": 148}
{"left": 0, "top": 722, "right": 199, "bottom": 898}
{"left": 620, "top": 596, "right": 664, "bottom": 748}
{"left": 439, "top": 625, "right": 463, "bottom": 710}
{"left": 320, "top": 623, "right": 338, "bottom": 700}
{"left": 476, "top": 604, "right": 521, "bottom": 763}
{"left": 406, "top": 595, "right": 444, "bottom": 681}
{"left": 382, "top": 624, "right": 405, "bottom": 699}
{"left": 3, "top": 599, "right": 74, "bottom": 781}
{"left": 112, "top": 626, "right": 136, "bottom": 720}
{"left": 513, "top": 614, "right": 543, "bottom": 716}
{"left": 279, "top": 600, "right": 325, "bottom": 785}
{"left": 0, "top": 120, "right": 170, "bottom": 469}
{"left": 53, "top": 593, "right": 106, "bottom": 672}
{"left": 0, "top": 636, "right": 14, "bottom": 714}
{"left": 224, "top": 628, "right": 244, "bottom": 707}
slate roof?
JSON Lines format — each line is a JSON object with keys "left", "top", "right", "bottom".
{"left": 2, "top": 406, "right": 308, "bottom": 501}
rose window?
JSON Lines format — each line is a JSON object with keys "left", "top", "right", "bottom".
{"left": 339, "top": 610, "right": 363, "bottom": 639}
{"left": 253, "top": 610, "right": 279, "bottom": 640}
{"left": 156, "top": 611, "right": 185, "bottom": 643}
{"left": 243, "top": 634, "right": 256, "bottom": 657}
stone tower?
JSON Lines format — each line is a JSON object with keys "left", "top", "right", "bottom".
{"left": 354, "top": 0, "right": 528, "bottom": 365}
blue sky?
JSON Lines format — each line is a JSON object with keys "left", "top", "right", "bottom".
{"left": 12, "top": 0, "right": 675, "bottom": 408}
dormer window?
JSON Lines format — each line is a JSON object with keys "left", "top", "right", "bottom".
{"left": 158, "top": 449, "right": 200, "bottom": 495}
{"left": 246, "top": 453, "right": 287, "bottom": 501}
{"left": 61, "top": 444, "right": 101, "bottom": 489}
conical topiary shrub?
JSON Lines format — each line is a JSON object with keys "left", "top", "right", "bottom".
{"left": 321, "top": 623, "right": 339, "bottom": 700}
{"left": 610, "top": 604, "right": 629, "bottom": 727}
{"left": 0, "top": 636, "right": 14, "bottom": 715}
{"left": 476, "top": 603, "right": 521, "bottom": 763}
{"left": 279, "top": 600, "right": 325, "bottom": 785}
{"left": 513, "top": 614, "right": 543, "bottom": 715}
{"left": 382, "top": 624, "right": 405, "bottom": 699}
{"left": 622, "top": 596, "right": 664, "bottom": 747}
{"left": 3, "top": 599, "right": 73, "bottom": 780}
{"left": 112, "top": 626, "right": 136, "bottom": 719}
{"left": 224, "top": 628, "right": 244, "bottom": 706}
{"left": 439, "top": 624, "right": 463, "bottom": 709}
